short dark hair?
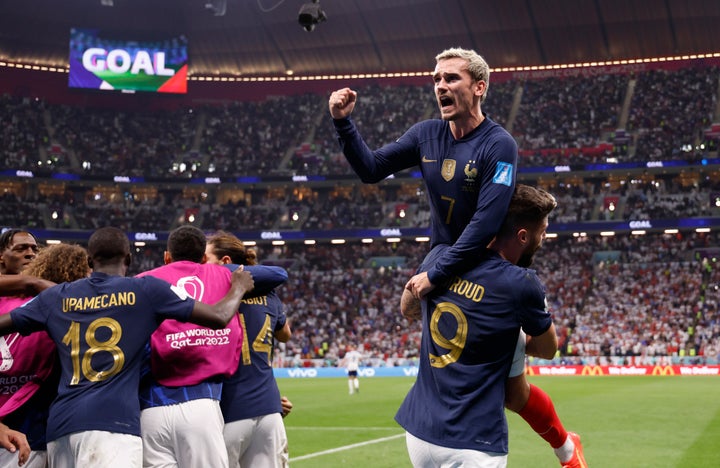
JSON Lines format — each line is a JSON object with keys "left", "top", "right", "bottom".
{"left": 0, "top": 229, "right": 38, "bottom": 251}
{"left": 167, "top": 226, "right": 206, "bottom": 263}
{"left": 87, "top": 227, "right": 130, "bottom": 266}
{"left": 496, "top": 184, "right": 557, "bottom": 240}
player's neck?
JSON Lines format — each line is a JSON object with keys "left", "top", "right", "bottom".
{"left": 449, "top": 111, "right": 484, "bottom": 139}
{"left": 92, "top": 264, "right": 127, "bottom": 277}
{"left": 491, "top": 242, "right": 519, "bottom": 265}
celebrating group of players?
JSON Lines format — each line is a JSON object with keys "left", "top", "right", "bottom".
{"left": 0, "top": 226, "right": 291, "bottom": 468}
{"left": 0, "top": 46, "right": 587, "bottom": 467}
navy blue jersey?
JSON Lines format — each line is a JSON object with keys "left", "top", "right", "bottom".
{"left": 10, "top": 272, "right": 194, "bottom": 442}
{"left": 395, "top": 245, "right": 552, "bottom": 454}
{"left": 220, "top": 291, "right": 286, "bottom": 422}
{"left": 333, "top": 116, "right": 517, "bottom": 283}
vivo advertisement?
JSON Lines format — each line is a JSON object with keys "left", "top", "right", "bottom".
{"left": 68, "top": 28, "right": 188, "bottom": 94}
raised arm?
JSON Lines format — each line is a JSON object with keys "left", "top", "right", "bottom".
{"left": 330, "top": 88, "right": 422, "bottom": 183}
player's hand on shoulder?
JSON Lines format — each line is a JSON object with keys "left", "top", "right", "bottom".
{"left": 406, "top": 272, "right": 435, "bottom": 299}
{"left": 231, "top": 266, "right": 254, "bottom": 294}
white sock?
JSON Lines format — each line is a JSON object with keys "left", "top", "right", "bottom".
{"left": 348, "top": 380, "right": 354, "bottom": 394}
{"left": 553, "top": 435, "right": 575, "bottom": 463}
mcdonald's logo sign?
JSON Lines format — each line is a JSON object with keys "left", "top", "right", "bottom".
{"left": 651, "top": 365, "right": 675, "bottom": 376}
{"left": 581, "top": 365, "right": 604, "bottom": 376}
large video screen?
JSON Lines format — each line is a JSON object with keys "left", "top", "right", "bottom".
{"left": 68, "top": 28, "right": 188, "bottom": 94}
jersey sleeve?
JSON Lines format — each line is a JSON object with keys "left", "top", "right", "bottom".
{"left": 516, "top": 269, "right": 553, "bottom": 337}
{"left": 332, "top": 117, "right": 422, "bottom": 182}
{"left": 240, "top": 265, "right": 288, "bottom": 295}
{"left": 9, "top": 294, "right": 48, "bottom": 336}
{"left": 268, "top": 293, "right": 287, "bottom": 331}
{"left": 426, "top": 134, "right": 518, "bottom": 284}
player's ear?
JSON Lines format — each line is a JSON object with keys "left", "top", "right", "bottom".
{"left": 163, "top": 251, "right": 172, "bottom": 265}
{"left": 221, "top": 255, "right": 232, "bottom": 265}
{"left": 517, "top": 228, "right": 528, "bottom": 245}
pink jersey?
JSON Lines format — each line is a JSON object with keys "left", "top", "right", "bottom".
{"left": 136, "top": 261, "right": 242, "bottom": 386}
{"left": 0, "top": 295, "right": 56, "bottom": 417}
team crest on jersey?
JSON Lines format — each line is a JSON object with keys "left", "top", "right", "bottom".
{"left": 493, "top": 161, "right": 514, "bottom": 186}
{"left": 441, "top": 159, "right": 456, "bottom": 182}
{"left": 464, "top": 163, "right": 478, "bottom": 183}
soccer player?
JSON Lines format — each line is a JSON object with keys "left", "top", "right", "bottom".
{"left": 0, "top": 229, "right": 39, "bottom": 276}
{"left": 137, "top": 226, "right": 288, "bottom": 468}
{"left": 0, "top": 227, "right": 254, "bottom": 468}
{"left": 330, "top": 48, "right": 586, "bottom": 467}
{"left": 329, "top": 47, "right": 517, "bottom": 299}
{"left": 339, "top": 344, "right": 363, "bottom": 395}
{"left": 0, "top": 243, "right": 91, "bottom": 468}
{"left": 395, "top": 184, "right": 559, "bottom": 467}
{"left": 205, "top": 231, "right": 292, "bottom": 468}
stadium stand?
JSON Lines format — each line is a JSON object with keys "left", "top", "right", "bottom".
{"left": 2, "top": 62, "right": 720, "bottom": 367}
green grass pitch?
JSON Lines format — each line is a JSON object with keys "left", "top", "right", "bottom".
{"left": 278, "top": 376, "right": 720, "bottom": 467}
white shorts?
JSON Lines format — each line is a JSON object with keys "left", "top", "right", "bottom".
{"left": 223, "top": 413, "right": 288, "bottom": 468}
{"left": 405, "top": 431, "right": 507, "bottom": 468}
{"left": 508, "top": 330, "right": 527, "bottom": 378}
{"left": 141, "top": 398, "right": 228, "bottom": 468}
{"left": 47, "top": 431, "right": 142, "bottom": 468}
{"left": 0, "top": 448, "right": 46, "bottom": 468}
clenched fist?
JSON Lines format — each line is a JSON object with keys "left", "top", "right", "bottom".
{"left": 328, "top": 88, "right": 358, "bottom": 119}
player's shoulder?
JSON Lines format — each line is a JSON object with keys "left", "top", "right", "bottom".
{"left": 481, "top": 256, "right": 540, "bottom": 287}
{"left": 420, "top": 244, "right": 450, "bottom": 271}
{"left": 200, "top": 262, "right": 233, "bottom": 277}
{"left": 482, "top": 117, "right": 516, "bottom": 145}
{"left": 501, "top": 265, "right": 545, "bottom": 298}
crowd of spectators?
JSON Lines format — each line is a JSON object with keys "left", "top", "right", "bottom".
{"left": 628, "top": 67, "right": 719, "bottom": 163}
{"left": 0, "top": 95, "right": 53, "bottom": 171}
{"left": 512, "top": 73, "right": 626, "bottom": 151}
{"left": 2, "top": 64, "right": 719, "bottom": 179}
{"left": 2, "top": 63, "right": 720, "bottom": 367}
{"left": 282, "top": 231, "right": 720, "bottom": 368}
{"left": 1, "top": 168, "right": 719, "bottom": 233}
{"left": 47, "top": 104, "right": 198, "bottom": 177}
{"left": 116, "top": 231, "right": 720, "bottom": 368}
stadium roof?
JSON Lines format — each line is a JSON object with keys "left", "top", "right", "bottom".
{"left": 1, "top": 0, "right": 720, "bottom": 77}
